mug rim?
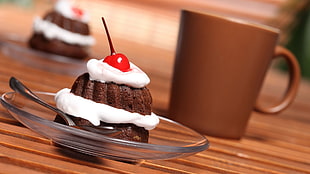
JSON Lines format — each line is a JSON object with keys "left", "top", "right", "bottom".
{"left": 182, "top": 9, "right": 280, "bottom": 34}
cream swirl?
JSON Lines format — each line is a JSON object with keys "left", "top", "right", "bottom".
{"left": 87, "top": 58, "right": 150, "bottom": 88}
{"left": 55, "top": 0, "right": 89, "bottom": 23}
{"left": 55, "top": 88, "right": 159, "bottom": 130}
{"left": 33, "top": 17, "right": 95, "bottom": 46}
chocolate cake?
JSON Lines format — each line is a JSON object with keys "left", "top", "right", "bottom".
{"left": 55, "top": 73, "right": 152, "bottom": 142}
{"left": 28, "top": 0, "right": 95, "bottom": 59}
{"left": 54, "top": 17, "right": 159, "bottom": 143}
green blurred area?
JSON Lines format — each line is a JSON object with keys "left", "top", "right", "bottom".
{"left": 0, "top": 0, "right": 33, "bottom": 7}
{"left": 279, "top": 2, "right": 310, "bottom": 80}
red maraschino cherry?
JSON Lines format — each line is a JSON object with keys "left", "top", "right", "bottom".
{"left": 72, "top": 7, "right": 84, "bottom": 19}
{"left": 101, "top": 17, "right": 130, "bottom": 72}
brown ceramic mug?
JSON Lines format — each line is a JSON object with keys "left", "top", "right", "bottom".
{"left": 168, "top": 10, "right": 300, "bottom": 139}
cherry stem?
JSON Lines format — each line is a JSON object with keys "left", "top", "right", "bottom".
{"left": 101, "top": 17, "right": 116, "bottom": 55}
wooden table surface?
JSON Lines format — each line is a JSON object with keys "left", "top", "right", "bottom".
{"left": 0, "top": 1, "right": 310, "bottom": 173}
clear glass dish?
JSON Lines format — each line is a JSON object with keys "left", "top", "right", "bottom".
{"left": 0, "top": 40, "right": 88, "bottom": 76}
{"left": 1, "top": 91, "right": 209, "bottom": 162}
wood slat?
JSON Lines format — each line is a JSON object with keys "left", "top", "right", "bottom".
{"left": 204, "top": 146, "right": 310, "bottom": 173}
{"left": 0, "top": 128, "right": 168, "bottom": 174}
{"left": 0, "top": 145, "right": 119, "bottom": 174}
{"left": 207, "top": 136, "right": 310, "bottom": 163}
{"left": 0, "top": 161, "right": 47, "bottom": 174}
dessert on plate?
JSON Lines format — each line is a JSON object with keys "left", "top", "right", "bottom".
{"left": 54, "top": 18, "right": 159, "bottom": 143}
{"left": 28, "top": 0, "right": 95, "bottom": 59}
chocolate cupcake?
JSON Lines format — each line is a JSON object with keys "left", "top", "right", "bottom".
{"left": 28, "top": 0, "right": 95, "bottom": 59}
{"left": 54, "top": 18, "right": 159, "bottom": 142}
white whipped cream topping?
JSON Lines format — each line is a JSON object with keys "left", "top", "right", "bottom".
{"left": 55, "top": 0, "right": 89, "bottom": 23}
{"left": 55, "top": 88, "right": 160, "bottom": 130}
{"left": 33, "top": 17, "right": 95, "bottom": 46}
{"left": 87, "top": 59, "right": 150, "bottom": 88}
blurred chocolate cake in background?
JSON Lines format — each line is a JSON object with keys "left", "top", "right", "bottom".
{"left": 28, "top": 0, "right": 95, "bottom": 59}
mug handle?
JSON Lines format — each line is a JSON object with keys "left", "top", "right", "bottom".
{"left": 254, "top": 46, "right": 300, "bottom": 114}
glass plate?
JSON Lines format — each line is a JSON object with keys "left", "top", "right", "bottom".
{"left": 0, "top": 91, "right": 209, "bottom": 162}
{"left": 0, "top": 40, "right": 88, "bottom": 76}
